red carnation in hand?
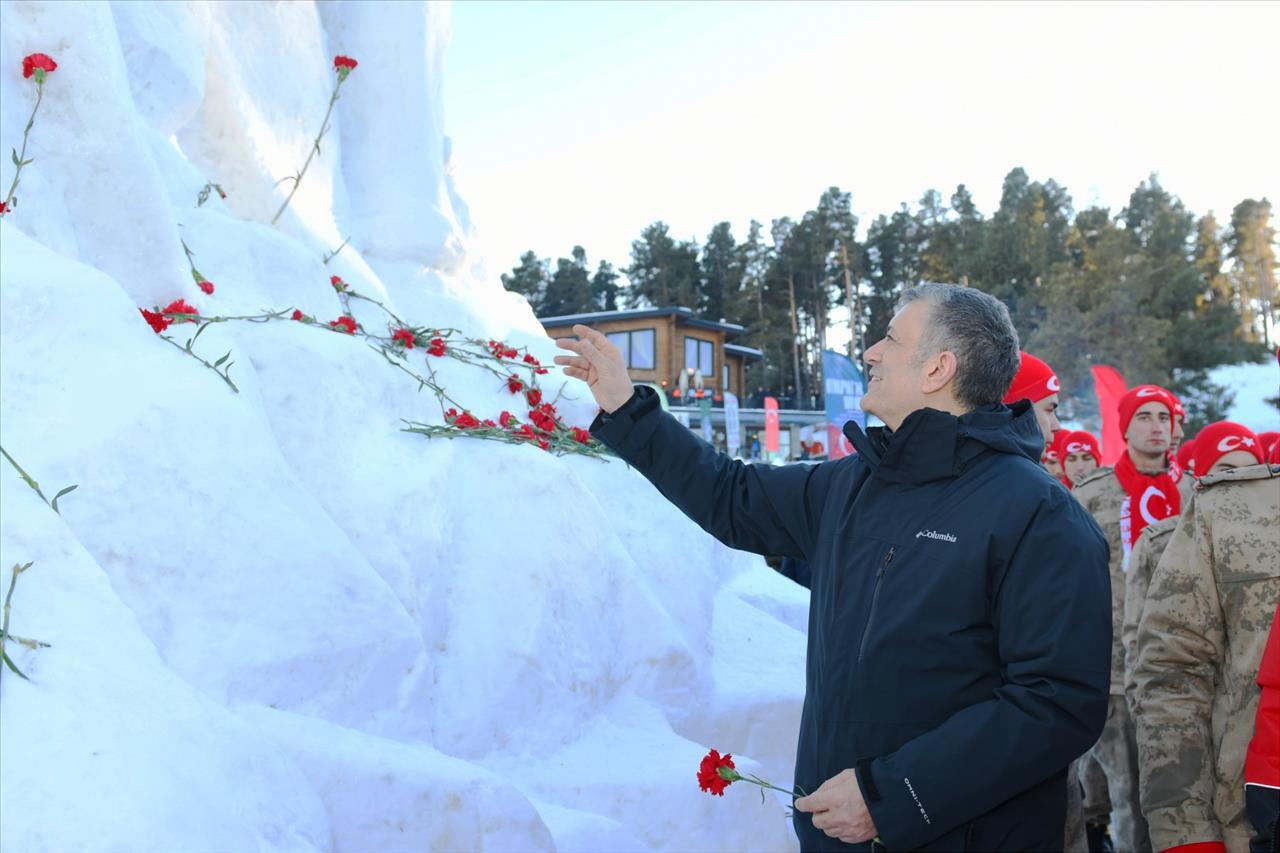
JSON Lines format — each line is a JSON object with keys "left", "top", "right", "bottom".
{"left": 197, "top": 280, "right": 215, "bottom": 295}
{"left": 333, "top": 55, "right": 358, "bottom": 71}
{"left": 140, "top": 307, "right": 171, "bottom": 334}
{"left": 392, "top": 328, "right": 416, "bottom": 348}
{"left": 329, "top": 315, "right": 358, "bottom": 334}
{"left": 162, "top": 299, "right": 200, "bottom": 321}
{"left": 427, "top": 337, "right": 447, "bottom": 357}
{"left": 697, "top": 750, "right": 738, "bottom": 796}
{"left": 525, "top": 388, "right": 542, "bottom": 408}
{"left": 22, "top": 53, "right": 57, "bottom": 81}
{"left": 330, "top": 275, "right": 348, "bottom": 292}
{"left": 291, "top": 309, "right": 305, "bottom": 321}
{"left": 506, "top": 374, "right": 524, "bottom": 394}
{"left": 572, "top": 427, "right": 592, "bottom": 445}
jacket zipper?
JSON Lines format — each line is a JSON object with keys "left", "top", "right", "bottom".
{"left": 857, "top": 546, "right": 895, "bottom": 661}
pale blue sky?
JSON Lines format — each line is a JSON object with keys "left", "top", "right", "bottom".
{"left": 444, "top": 0, "right": 1279, "bottom": 280}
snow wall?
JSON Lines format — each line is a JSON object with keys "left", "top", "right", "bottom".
{"left": 0, "top": 2, "right": 807, "bottom": 850}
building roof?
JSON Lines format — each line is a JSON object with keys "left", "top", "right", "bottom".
{"left": 724, "top": 343, "right": 765, "bottom": 361}
{"left": 538, "top": 306, "right": 746, "bottom": 337}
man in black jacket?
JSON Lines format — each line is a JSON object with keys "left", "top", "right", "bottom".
{"left": 555, "top": 283, "right": 1111, "bottom": 851}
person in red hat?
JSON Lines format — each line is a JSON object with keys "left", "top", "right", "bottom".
{"left": 1003, "top": 351, "right": 1061, "bottom": 451}
{"left": 1176, "top": 436, "right": 1198, "bottom": 476}
{"left": 1193, "top": 421, "right": 1266, "bottom": 477}
{"left": 1246, "top": 604, "right": 1280, "bottom": 852}
{"left": 1073, "top": 383, "right": 1186, "bottom": 853}
{"left": 1060, "top": 430, "right": 1102, "bottom": 489}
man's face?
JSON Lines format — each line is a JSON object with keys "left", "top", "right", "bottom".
{"left": 1063, "top": 452, "right": 1098, "bottom": 485}
{"left": 861, "top": 301, "right": 931, "bottom": 430}
{"left": 1032, "top": 395, "right": 1061, "bottom": 448}
{"left": 1169, "top": 415, "right": 1185, "bottom": 451}
{"left": 1043, "top": 455, "right": 1063, "bottom": 477}
{"left": 1206, "top": 449, "right": 1259, "bottom": 476}
{"left": 1125, "top": 401, "right": 1171, "bottom": 457}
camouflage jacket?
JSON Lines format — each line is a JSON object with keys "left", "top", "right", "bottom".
{"left": 1073, "top": 466, "right": 1129, "bottom": 693}
{"left": 1122, "top": 515, "right": 1179, "bottom": 713}
{"left": 1132, "top": 463, "right": 1280, "bottom": 852}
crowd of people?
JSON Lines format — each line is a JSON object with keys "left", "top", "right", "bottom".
{"left": 555, "top": 283, "right": 1277, "bottom": 852}
{"left": 997, "top": 351, "right": 1279, "bottom": 853}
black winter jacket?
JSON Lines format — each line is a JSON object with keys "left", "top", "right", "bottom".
{"left": 591, "top": 387, "right": 1111, "bottom": 851}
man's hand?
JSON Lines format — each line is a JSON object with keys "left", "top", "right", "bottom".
{"left": 794, "top": 769, "right": 879, "bottom": 846}
{"left": 553, "top": 324, "right": 635, "bottom": 414}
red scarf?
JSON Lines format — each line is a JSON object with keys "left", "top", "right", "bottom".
{"left": 1114, "top": 451, "right": 1181, "bottom": 569}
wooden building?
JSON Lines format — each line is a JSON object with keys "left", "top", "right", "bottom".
{"left": 538, "top": 307, "right": 764, "bottom": 403}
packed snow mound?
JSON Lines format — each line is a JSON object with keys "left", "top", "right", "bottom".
{"left": 0, "top": 2, "right": 805, "bottom": 851}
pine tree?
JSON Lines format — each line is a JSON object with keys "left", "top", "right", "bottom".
{"left": 590, "top": 260, "right": 620, "bottom": 311}
{"left": 1226, "top": 198, "right": 1278, "bottom": 344}
{"left": 625, "top": 222, "right": 700, "bottom": 309}
{"left": 501, "top": 250, "right": 549, "bottom": 315}
{"left": 541, "top": 246, "right": 595, "bottom": 317}
{"left": 699, "top": 222, "right": 739, "bottom": 321}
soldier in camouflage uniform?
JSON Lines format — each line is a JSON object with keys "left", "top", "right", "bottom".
{"left": 1123, "top": 517, "right": 1179, "bottom": 714}
{"left": 1074, "top": 385, "right": 1186, "bottom": 853}
{"left": 1133, "top": 461, "right": 1280, "bottom": 853}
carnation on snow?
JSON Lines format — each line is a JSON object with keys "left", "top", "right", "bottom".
{"left": 22, "top": 53, "right": 57, "bottom": 79}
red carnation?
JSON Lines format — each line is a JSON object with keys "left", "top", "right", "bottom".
{"left": 329, "top": 315, "right": 358, "bottom": 334}
{"left": 525, "top": 388, "right": 542, "bottom": 408}
{"left": 392, "top": 328, "right": 416, "bottom": 348}
{"left": 697, "top": 750, "right": 737, "bottom": 797}
{"left": 291, "top": 309, "right": 305, "bottom": 321}
{"left": 140, "top": 307, "right": 171, "bottom": 334}
{"left": 22, "top": 53, "right": 57, "bottom": 80}
{"left": 516, "top": 424, "right": 537, "bottom": 440}
{"left": 162, "top": 299, "right": 200, "bottom": 322}
{"left": 330, "top": 275, "right": 347, "bottom": 291}
{"left": 481, "top": 419, "right": 496, "bottom": 428}
{"left": 507, "top": 374, "right": 524, "bottom": 394}
{"left": 217, "top": 187, "right": 227, "bottom": 199}
{"left": 445, "top": 408, "right": 458, "bottom": 419}
{"left": 530, "top": 404, "right": 558, "bottom": 433}
{"left": 453, "top": 411, "right": 480, "bottom": 430}
{"left": 333, "top": 55, "right": 358, "bottom": 71}
{"left": 0, "top": 201, "right": 8, "bottom": 216}
{"left": 536, "top": 437, "right": 550, "bottom": 451}
{"left": 499, "top": 411, "right": 515, "bottom": 427}
{"left": 427, "top": 337, "right": 447, "bottom": 357}
{"left": 198, "top": 280, "right": 215, "bottom": 295}
{"left": 572, "top": 427, "right": 592, "bottom": 445}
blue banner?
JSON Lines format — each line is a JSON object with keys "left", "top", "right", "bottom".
{"left": 823, "top": 349, "right": 866, "bottom": 437}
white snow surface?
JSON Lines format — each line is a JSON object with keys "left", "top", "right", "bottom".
{"left": 1211, "top": 359, "right": 1280, "bottom": 433}
{"left": 0, "top": 3, "right": 805, "bottom": 851}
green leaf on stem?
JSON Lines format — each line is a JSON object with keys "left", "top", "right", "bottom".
{"left": 50, "top": 484, "right": 78, "bottom": 514}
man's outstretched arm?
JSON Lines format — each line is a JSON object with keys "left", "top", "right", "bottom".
{"left": 556, "top": 325, "right": 842, "bottom": 558}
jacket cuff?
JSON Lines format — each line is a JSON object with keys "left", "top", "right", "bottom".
{"left": 1146, "top": 807, "right": 1223, "bottom": 853}
{"left": 589, "top": 385, "right": 658, "bottom": 454}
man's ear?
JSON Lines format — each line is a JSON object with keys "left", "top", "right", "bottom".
{"left": 922, "top": 351, "right": 958, "bottom": 394}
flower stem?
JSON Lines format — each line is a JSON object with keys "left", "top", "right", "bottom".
{"left": 271, "top": 78, "right": 344, "bottom": 225}
{"left": 1, "top": 80, "right": 45, "bottom": 214}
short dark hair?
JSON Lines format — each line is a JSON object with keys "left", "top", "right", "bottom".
{"left": 897, "top": 283, "right": 1020, "bottom": 409}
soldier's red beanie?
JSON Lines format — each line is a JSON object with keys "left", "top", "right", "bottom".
{"left": 1270, "top": 437, "right": 1280, "bottom": 464}
{"left": 1257, "top": 431, "right": 1280, "bottom": 457}
{"left": 1193, "top": 421, "right": 1264, "bottom": 476}
{"left": 1059, "top": 430, "right": 1101, "bottom": 465}
{"left": 1118, "top": 385, "right": 1175, "bottom": 437}
{"left": 1003, "top": 352, "right": 1060, "bottom": 404}
{"left": 1175, "top": 437, "right": 1198, "bottom": 474}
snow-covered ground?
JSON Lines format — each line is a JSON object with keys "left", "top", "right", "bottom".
{"left": 1213, "top": 359, "right": 1280, "bottom": 433}
{"left": 0, "top": 3, "right": 805, "bottom": 851}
